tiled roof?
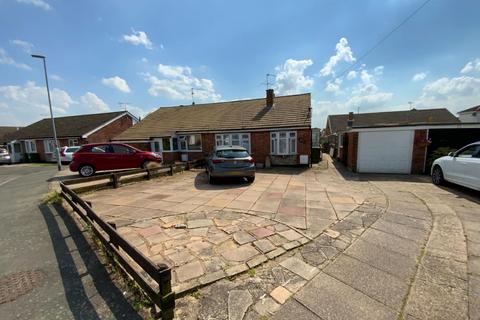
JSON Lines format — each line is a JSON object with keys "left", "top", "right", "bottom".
{"left": 6, "top": 111, "right": 127, "bottom": 140}
{"left": 327, "top": 108, "right": 460, "bottom": 133}
{"left": 115, "top": 93, "right": 311, "bottom": 140}
{"left": 458, "top": 105, "right": 480, "bottom": 113}
{"left": 0, "top": 126, "right": 22, "bottom": 144}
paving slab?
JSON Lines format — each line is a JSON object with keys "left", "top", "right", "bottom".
{"left": 295, "top": 272, "right": 398, "bottom": 320}
{"left": 279, "top": 257, "right": 318, "bottom": 280}
{"left": 228, "top": 290, "right": 253, "bottom": 320}
{"left": 273, "top": 299, "right": 321, "bottom": 320}
{"left": 324, "top": 254, "right": 409, "bottom": 309}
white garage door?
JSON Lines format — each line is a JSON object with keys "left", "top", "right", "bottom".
{"left": 357, "top": 130, "right": 414, "bottom": 174}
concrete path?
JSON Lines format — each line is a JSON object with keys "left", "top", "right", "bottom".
{"left": 0, "top": 165, "right": 140, "bottom": 320}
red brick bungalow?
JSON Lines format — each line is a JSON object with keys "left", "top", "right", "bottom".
{"left": 6, "top": 111, "right": 137, "bottom": 163}
{"left": 114, "top": 90, "right": 312, "bottom": 166}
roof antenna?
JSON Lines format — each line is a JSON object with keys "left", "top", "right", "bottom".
{"left": 191, "top": 88, "right": 195, "bottom": 105}
{"left": 265, "top": 73, "right": 276, "bottom": 90}
{"left": 357, "top": 106, "right": 360, "bottom": 114}
{"left": 118, "top": 102, "right": 130, "bottom": 111}
{"left": 408, "top": 101, "right": 414, "bottom": 110}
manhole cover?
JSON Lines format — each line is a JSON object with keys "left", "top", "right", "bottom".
{"left": 0, "top": 270, "right": 46, "bottom": 304}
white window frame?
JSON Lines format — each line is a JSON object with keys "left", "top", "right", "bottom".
{"left": 152, "top": 135, "right": 202, "bottom": 153}
{"left": 68, "top": 138, "right": 78, "bottom": 147}
{"left": 215, "top": 133, "right": 251, "bottom": 153}
{"left": 25, "top": 140, "right": 37, "bottom": 153}
{"left": 43, "top": 139, "right": 56, "bottom": 154}
{"left": 338, "top": 133, "right": 344, "bottom": 148}
{"left": 270, "top": 131, "right": 297, "bottom": 155}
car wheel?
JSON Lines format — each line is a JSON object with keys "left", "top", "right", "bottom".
{"left": 79, "top": 164, "right": 95, "bottom": 177}
{"left": 432, "top": 165, "right": 444, "bottom": 185}
{"left": 246, "top": 176, "right": 255, "bottom": 183}
{"left": 208, "top": 171, "right": 216, "bottom": 184}
{"left": 141, "top": 161, "right": 150, "bottom": 169}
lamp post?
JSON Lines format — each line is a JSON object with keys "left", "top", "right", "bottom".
{"left": 31, "top": 54, "right": 61, "bottom": 171}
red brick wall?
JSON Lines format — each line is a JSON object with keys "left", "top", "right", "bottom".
{"left": 411, "top": 129, "right": 427, "bottom": 174}
{"left": 346, "top": 132, "right": 358, "bottom": 172}
{"left": 201, "top": 133, "right": 215, "bottom": 156}
{"left": 86, "top": 115, "right": 134, "bottom": 144}
{"left": 297, "top": 129, "right": 312, "bottom": 163}
{"left": 127, "top": 142, "right": 151, "bottom": 151}
{"left": 251, "top": 131, "right": 270, "bottom": 165}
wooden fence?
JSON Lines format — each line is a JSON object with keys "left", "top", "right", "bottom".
{"left": 59, "top": 159, "right": 204, "bottom": 318}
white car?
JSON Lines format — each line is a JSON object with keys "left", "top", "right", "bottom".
{"left": 431, "top": 141, "right": 480, "bottom": 191}
{"left": 0, "top": 147, "right": 11, "bottom": 164}
{"left": 60, "top": 146, "right": 81, "bottom": 164}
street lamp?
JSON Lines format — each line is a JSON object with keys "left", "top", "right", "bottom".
{"left": 31, "top": 54, "right": 62, "bottom": 171}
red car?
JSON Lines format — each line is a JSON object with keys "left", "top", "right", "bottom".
{"left": 69, "top": 143, "right": 162, "bottom": 177}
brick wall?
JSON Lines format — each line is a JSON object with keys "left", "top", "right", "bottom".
{"left": 251, "top": 131, "right": 270, "bottom": 165}
{"left": 297, "top": 129, "right": 312, "bottom": 162}
{"left": 86, "top": 115, "right": 134, "bottom": 144}
{"left": 127, "top": 142, "right": 151, "bottom": 151}
{"left": 346, "top": 132, "right": 358, "bottom": 172}
{"left": 411, "top": 129, "right": 427, "bottom": 174}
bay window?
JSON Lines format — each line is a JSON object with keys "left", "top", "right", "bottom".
{"left": 270, "top": 131, "right": 297, "bottom": 155}
{"left": 215, "top": 133, "right": 250, "bottom": 152}
{"left": 44, "top": 139, "right": 56, "bottom": 154}
{"left": 152, "top": 135, "right": 202, "bottom": 152}
{"left": 68, "top": 138, "right": 78, "bottom": 146}
{"left": 25, "top": 140, "right": 37, "bottom": 153}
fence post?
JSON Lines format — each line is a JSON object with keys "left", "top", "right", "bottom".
{"left": 169, "top": 165, "right": 173, "bottom": 176}
{"left": 146, "top": 169, "right": 151, "bottom": 180}
{"left": 185, "top": 161, "right": 190, "bottom": 171}
{"left": 107, "top": 222, "right": 119, "bottom": 250}
{"left": 157, "top": 265, "right": 175, "bottom": 320}
{"left": 112, "top": 173, "right": 119, "bottom": 188}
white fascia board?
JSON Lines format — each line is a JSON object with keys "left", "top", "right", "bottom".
{"left": 350, "top": 123, "right": 480, "bottom": 132}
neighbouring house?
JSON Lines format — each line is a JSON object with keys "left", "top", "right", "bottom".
{"left": 6, "top": 111, "right": 138, "bottom": 163}
{"left": 326, "top": 108, "right": 480, "bottom": 174}
{"left": 0, "top": 126, "right": 22, "bottom": 145}
{"left": 458, "top": 105, "right": 480, "bottom": 123}
{"left": 114, "top": 90, "right": 312, "bottom": 166}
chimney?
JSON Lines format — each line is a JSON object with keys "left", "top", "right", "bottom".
{"left": 266, "top": 89, "right": 274, "bottom": 108}
{"left": 347, "top": 112, "right": 354, "bottom": 129}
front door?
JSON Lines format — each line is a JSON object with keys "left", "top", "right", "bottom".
{"left": 8, "top": 142, "right": 23, "bottom": 163}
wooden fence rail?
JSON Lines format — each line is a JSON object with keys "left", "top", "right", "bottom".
{"left": 58, "top": 160, "right": 204, "bottom": 318}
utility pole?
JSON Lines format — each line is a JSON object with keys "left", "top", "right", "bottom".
{"left": 31, "top": 54, "right": 62, "bottom": 171}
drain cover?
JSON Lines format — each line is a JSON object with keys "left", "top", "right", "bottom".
{"left": 0, "top": 270, "right": 46, "bottom": 304}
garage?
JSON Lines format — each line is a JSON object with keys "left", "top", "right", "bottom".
{"left": 357, "top": 130, "right": 414, "bottom": 173}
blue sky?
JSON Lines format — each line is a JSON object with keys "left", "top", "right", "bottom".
{"left": 1, "top": 0, "right": 480, "bottom": 128}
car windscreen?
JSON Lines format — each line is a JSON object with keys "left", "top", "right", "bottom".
{"left": 66, "top": 147, "right": 80, "bottom": 153}
{"left": 216, "top": 149, "right": 249, "bottom": 158}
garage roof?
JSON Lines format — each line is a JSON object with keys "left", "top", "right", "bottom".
{"left": 458, "top": 105, "right": 480, "bottom": 114}
{"left": 327, "top": 108, "right": 460, "bottom": 133}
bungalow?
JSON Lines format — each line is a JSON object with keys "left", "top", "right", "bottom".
{"left": 325, "top": 108, "right": 480, "bottom": 174}
{"left": 114, "top": 90, "right": 312, "bottom": 166}
{"left": 6, "top": 111, "right": 137, "bottom": 163}
{"left": 0, "top": 126, "right": 22, "bottom": 145}
{"left": 458, "top": 105, "right": 480, "bottom": 123}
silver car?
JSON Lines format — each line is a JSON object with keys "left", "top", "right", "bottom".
{"left": 0, "top": 148, "right": 11, "bottom": 164}
{"left": 206, "top": 146, "right": 255, "bottom": 184}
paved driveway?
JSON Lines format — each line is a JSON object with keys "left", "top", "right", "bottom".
{"left": 82, "top": 161, "right": 480, "bottom": 319}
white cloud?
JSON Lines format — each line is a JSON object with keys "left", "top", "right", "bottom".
{"left": 346, "top": 70, "right": 357, "bottom": 80}
{"left": 460, "top": 58, "right": 480, "bottom": 74}
{"left": 412, "top": 72, "right": 427, "bottom": 82}
{"left": 122, "top": 30, "right": 153, "bottom": 49}
{"left": 16, "top": 0, "right": 51, "bottom": 10}
{"left": 0, "top": 48, "right": 31, "bottom": 70}
{"left": 144, "top": 64, "right": 221, "bottom": 102}
{"left": 102, "top": 76, "right": 131, "bottom": 93}
{"left": 0, "top": 81, "right": 75, "bottom": 125}
{"left": 274, "top": 59, "right": 314, "bottom": 95}
{"left": 319, "top": 37, "right": 356, "bottom": 76}
{"left": 50, "top": 74, "right": 63, "bottom": 81}
{"left": 80, "top": 92, "right": 110, "bottom": 112}
{"left": 10, "top": 39, "right": 34, "bottom": 53}
{"left": 345, "top": 92, "right": 393, "bottom": 109}
{"left": 374, "top": 66, "right": 384, "bottom": 76}
{"left": 325, "top": 78, "right": 342, "bottom": 93}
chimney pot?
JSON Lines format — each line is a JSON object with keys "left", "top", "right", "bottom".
{"left": 347, "top": 111, "right": 354, "bottom": 129}
{"left": 266, "top": 89, "right": 274, "bottom": 108}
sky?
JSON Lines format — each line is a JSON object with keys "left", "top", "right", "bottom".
{"left": 1, "top": 0, "right": 480, "bottom": 128}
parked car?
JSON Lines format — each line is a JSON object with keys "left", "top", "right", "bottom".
{"left": 206, "top": 146, "right": 255, "bottom": 184}
{"left": 60, "top": 146, "right": 81, "bottom": 164}
{"left": 69, "top": 143, "right": 162, "bottom": 177}
{"left": 0, "top": 147, "right": 11, "bottom": 165}
{"left": 431, "top": 141, "right": 480, "bottom": 191}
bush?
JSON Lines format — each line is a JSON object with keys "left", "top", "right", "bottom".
{"left": 42, "top": 190, "right": 63, "bottom": 204}
{"left": 426, "top": 147, "right": 456, "bottom": 171}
